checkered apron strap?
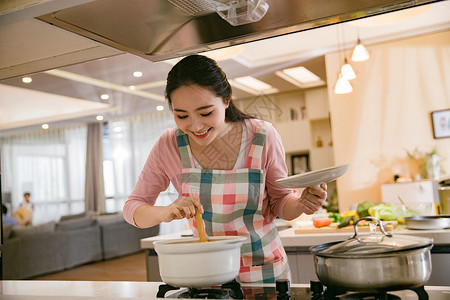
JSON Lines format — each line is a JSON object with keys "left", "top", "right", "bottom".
{"left": 176, "top": 128, "right": 195, "bottom": 168}
{"left": 246, "top": 120, "right": 269, "bottom": 169}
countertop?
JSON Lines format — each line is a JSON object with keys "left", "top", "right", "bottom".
{"left": 140, "top": 226, "right": 450, "bottom": 249}
{"left": 1, "top": 281, "right": 449, "bottom": 300}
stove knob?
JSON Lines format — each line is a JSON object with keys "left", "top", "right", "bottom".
{"left": 276, "top": 279, "right": 290, "bottom": 294}
{"left": 310, "top": 280, "right": 324, "bottom": 294}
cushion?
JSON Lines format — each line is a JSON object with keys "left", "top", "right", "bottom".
{"left": 56, "top": 216, "right": 95, "bottom": 231}
{"left": 59, "top": 212, "right": 86, "bottom": 222}
{"left": 2, "top": 224, "right": 13, "bottom": 239}
{"left": 11, "top": 221, "right": 56, "bottom": 238}
{"left": 96, "top": 213, "right": 124, "bottom": 226}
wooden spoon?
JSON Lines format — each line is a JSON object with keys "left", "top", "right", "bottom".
{"left": 195, "top": 207, "right": 208, "bottom": 243}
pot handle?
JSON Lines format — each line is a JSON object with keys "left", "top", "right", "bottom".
{"left": 351, "top": 217, "right": 393, "bottom": 239}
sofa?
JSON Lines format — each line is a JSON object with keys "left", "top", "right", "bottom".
{"left": 2, "top": 212, "right": 159, "bottom": 279}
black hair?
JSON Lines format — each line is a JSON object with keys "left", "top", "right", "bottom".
{"left": 165, "top": 55, "right": 253, "bottom": 122}
{"left": 2, "top": 204, "right": 7, "bottom": 214}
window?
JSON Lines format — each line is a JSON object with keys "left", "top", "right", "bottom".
{"left": 1, "top": 126, "right": 87, "bottom": 224}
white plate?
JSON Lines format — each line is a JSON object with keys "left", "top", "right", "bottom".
{"left": 275, "top": 164, "right": 350, "bottom": 188}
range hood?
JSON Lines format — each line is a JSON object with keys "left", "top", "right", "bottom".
{"left": 37, "top": 0, "right": 441, "bottom": 62}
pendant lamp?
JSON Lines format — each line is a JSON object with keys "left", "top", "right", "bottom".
{"left": 351, "top": 38, "right": 370, "bottom": 62}
{"left": 334, "top": 73, "right": 353, "bottom": 94}
{"left": 340, "top": 58, "right": 356, "bottom": 80}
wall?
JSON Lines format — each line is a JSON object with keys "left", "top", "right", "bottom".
{"left": 326, "top": 30, "right": 450, "bottom": 212}
{"left": 236, "top": 89, "right": 334, "bottom": 174}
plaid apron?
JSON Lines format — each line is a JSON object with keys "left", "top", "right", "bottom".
{"left": 176, "top": 121, "right": 290, "bottom": 283}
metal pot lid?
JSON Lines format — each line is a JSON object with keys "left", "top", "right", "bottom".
{"left": 311, "top": 217, "right": 433, "bottom": 257}
{"left": 319, "top": 234, "right": 433, "bottom": 256}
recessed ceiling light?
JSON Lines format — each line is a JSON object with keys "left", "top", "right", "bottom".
{"left": 101, "top": 94, "right": 110, "bottom": 100}
{"left": 156, "top": 105, "right": 164, "bottom": 111}
{"left": 129, "top": 85, "right": 136, "bottom": 90}
{"left": 276, "top": 66, "right": 325, "bottom": 88}
{"left": 230, "top": 76, "right": 279, "bottom": 95}
{"left": 22, "top": 77, "right": 32, "bottom": 83}
{"left": 41, "top": 123, "right": 49, "bottom": 129}
{"left": 96, "top": 115, "right": 104, "bottom": 121}
{"left": 133, "top": 71, "right": 143, "bottom": 78}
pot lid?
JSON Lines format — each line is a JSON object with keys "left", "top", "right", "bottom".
{"left": 319, "top": 234, "right": 433, "bottom": 256}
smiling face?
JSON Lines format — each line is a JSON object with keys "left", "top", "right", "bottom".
{"left": 171, "top": 84, "right": 229, "bottom": 147}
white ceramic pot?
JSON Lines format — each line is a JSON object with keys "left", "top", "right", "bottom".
{"left": 153, "top": 236, "right": 246, "bottom": 287}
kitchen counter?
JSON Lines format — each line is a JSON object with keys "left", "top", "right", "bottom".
{"left": 140, "top": 225, "right": 450, "bottom": 249}
{"left": 141, "top": 226, "right": 450, "bottom": 286}
{"left": 1, "top": 280, "right": 449, "bottom": 299}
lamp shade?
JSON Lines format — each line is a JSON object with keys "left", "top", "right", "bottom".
{"left": 334, "top": 73, "right": 353, "bottom": 94}
{"left": 351, "top": 40, "right": 370, "bottom": 62}
{"left": 340, "top": 59, "right": 356, "bottom": 80}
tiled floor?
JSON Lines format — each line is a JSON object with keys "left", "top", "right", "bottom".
{"left": 32, "top": 251, "right": 147, "bottom": 281}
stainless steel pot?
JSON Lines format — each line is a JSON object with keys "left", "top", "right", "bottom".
{"left": 309, "top": 217, "right": 433, "bottom": 291}
{"left": 405, "top": 215, "right": 450, "bottom": 230}
{"left": 153, "top": 236, "right": 246, "bottom": 288}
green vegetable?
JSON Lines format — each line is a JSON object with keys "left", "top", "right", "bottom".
{"left": 368, "top": 204, "right": 395, "bottom": 220}
{"left": 369, "top": 204, "right": 412, "bottom": 221}
{"left": 328, "top": 212, "right": 343, "bottom": 223}
{"left": 367, "top": 203, "right": 414, "bottom": 221}
{"left": 357, "top": 201, "right": 375, "bottom": 218}
{"left": 337, "top": 216, "right": 359, "bottom": 228}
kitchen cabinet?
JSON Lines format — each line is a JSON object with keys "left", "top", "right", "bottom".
{"left": 381, "top": 180, "right": 440, "bottom": 206}
{"left": 273, "top": 120, "right": 311, "bottom": 153}
{"left": 285, "top": 247, "right": 318, "bottom": 284}
{"left": 146, "top": 249, "right": 162, "bottom": 282}
{"left": 305, "top": 87, "right": 329, "bottom": 121}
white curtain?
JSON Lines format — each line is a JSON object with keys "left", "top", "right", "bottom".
{"left": 105, "top": 111, "right": 187, "bottom": 234}
{"left": 0, "top": 126, "right": 87, "bottom": 225}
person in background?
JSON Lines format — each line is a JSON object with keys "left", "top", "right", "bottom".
{"left": 123, "top": 55, "right": 327, "bottom": 283}
{"left": 2, "top": 204, "right": 18, "bottom": 228}
{"left": 19, "top": 192, "right": 34, "bottom": 212}
{"left": 14, "top": 192, "right": 34, "bottom": 226}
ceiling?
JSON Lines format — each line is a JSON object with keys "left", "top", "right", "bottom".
{"left": 0, "top": 0, "right": 449, "bottom": 136}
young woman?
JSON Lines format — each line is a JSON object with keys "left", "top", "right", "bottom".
{"left": 123, "top": 55, "right": 327, "bottom": 283}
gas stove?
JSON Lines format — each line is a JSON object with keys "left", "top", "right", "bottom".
{"left": 157, "top": 279, "right": 450, "bottom": 299}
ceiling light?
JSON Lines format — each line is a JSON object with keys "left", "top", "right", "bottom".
{"left": 340, "top": 59, "right": 356, "bottom": 80}
{"left": 41, "top": 123, "right": 49, "bottom": 129}
{"left": 156, "top": 105, "right": 164, "bottom": 111}
{"left": 351, "top": 39, "right": 370, "bottom": 62}
{"left": 334, "top": 73, "right": 353, "bottom": 94}
{"left": 96, "top": 115, "right": 104, "bottom": 121}
{"left": 128, "top": 85, "right": 136, "bottom": 90}
{"left": 101, "top": 94, "right": 110, "bottom": 100}
{"left": 22, "top": 77, "right": 32, "bottom": 83}
{"left": 275, "top": 66, "right": 325, "bottom": 88}
{"left": 230, "top": 76, "right": 279, "bottom": 95}
{"left": 200, "top": 45, "right": 245, "bottom": 61}
{"left": 133, "top": 71, "right": 143, "bottom": 78}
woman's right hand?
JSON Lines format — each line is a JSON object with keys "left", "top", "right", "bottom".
{"left": 160, "top": 196, "right": 203, "bottom": 223}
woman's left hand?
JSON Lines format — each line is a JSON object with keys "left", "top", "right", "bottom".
{"left": 298, "top": 183, "right": 328, "bottom": 215}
